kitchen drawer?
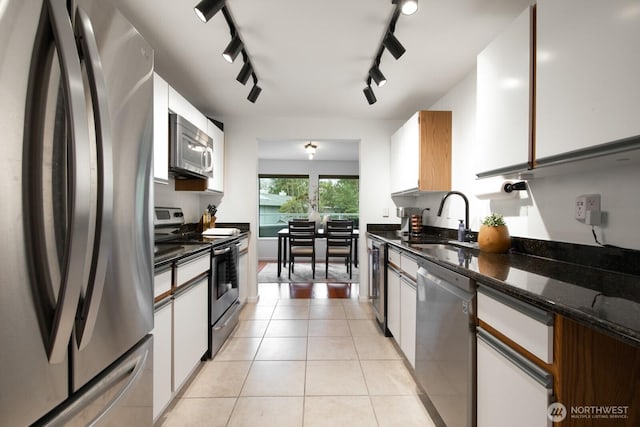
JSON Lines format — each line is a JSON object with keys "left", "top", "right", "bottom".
{"left": 400, "top": 254, "right": 418, "bottom": 281}
{"left": 388, "top": 247, "right": 401, "bottom": 267}
{"left": 176, "top": 252, "right": 210, "bottom": 285}
{"left": 154, "top": 268, "right": 172, "bottom": 299}
{"left": 478, "top": 286, "right": 554, "bottom": 363}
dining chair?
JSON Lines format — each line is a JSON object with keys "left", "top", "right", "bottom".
{"left": 325, "top": 219, "right": 354, "bottom": 279}
{"left": 288, "top": 220, "right": 316, "bottom": 279}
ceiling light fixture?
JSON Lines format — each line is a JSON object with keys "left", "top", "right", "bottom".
{"left": 383, "top": 32, "right": 406, "bottom": 60}
{"left": 222, "top": 35, "right": 243, "bottom": 63}
{"left": 305, "top": 142, "right": 317, "bottom": 160}
{"left": 247, "top": 76, "right": 262, "bottom": 103}
{"left": 194, "top": 0, "right": 225, "bottom": 23}
{"left": 398, "top": 0, "right": 418, "bottom": 15}
{"left": 236, "top": 61, "right": 253, "bottom": 85}
{"left": 361, "top": 2, "right": 414, "bottom": 104}
{"left": 369, "top": 65, "right": 387, "bottom": 87}
{"left": 197, "top": 3, "right": 263, "bottom": 102}
{"left": 363, "top": 84, "right": 377, "bottom": 105}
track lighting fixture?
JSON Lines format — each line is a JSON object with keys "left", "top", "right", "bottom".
{"left": 369, "top": 65, "right": 387, "bottom": 87}
{"left": 363, "top": 85, "right": 377, "bottom": 105}
{"left": 383, "top": 32, "right": 406, "bottom": 60}
{"left": 247, "top": 81, "right": 262, "bottom": 103}
{"left": 197, "top": 2, "right": 262, "bottom": 102}
{"left": 194, "top": 0, "right": 225, "bottom": 23}
{"left": 361, "top": 2, "right": 414, "bottom": 104}
{"left": 236, "top": 61, "right": 253, "bottom": 85}
{"left": 398, "top": 0, "right": 418, "bottom": 15}
{"left": 222, "top": 35, "right": 243, "bottom": 63}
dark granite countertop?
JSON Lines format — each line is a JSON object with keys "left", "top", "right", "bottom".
{"left": 368, "top": 229, "right": 640, "bottom": 349}
{"left": 154, "top": 229, "right": 250, "bottom": 268}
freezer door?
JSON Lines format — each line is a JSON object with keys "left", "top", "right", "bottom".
{"left": 70, "top": 0, "right": 154, "bottom": 390}
{"left": 36, "top": 335, "right": 153, "bottom": 426}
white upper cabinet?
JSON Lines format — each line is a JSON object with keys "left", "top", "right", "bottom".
{"left": 476, "top": 6, "right": 534, "bottom": 178}
{"left": 536, "top": 0, "right": 640, "bottom": 163}
{"left": 206, "top": 120, "right": 224, "bottom": 193}
{"left": 168, "top": 86, "right": 208, "bottom": 132}
{"left": 153, "top": 73, "right": 169, "bottom": 183}
{"left": 390, "top": 112, "right": 419, "bottom": 194}
{"left": 390, "top": 111, "right": 452, "bottom": 195}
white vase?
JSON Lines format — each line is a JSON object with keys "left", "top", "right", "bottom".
{"left": 308, "top": 209, "right": 321, "bottom": 228}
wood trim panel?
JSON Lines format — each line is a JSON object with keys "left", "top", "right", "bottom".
{"left": 418, "top": 110, "right": 452, "bottom": 191}
{"left": 175, "top": 177, "right": 208, "bottom": 191}
{"left": 555, "top": 315, "right": 640, "bottom": 426}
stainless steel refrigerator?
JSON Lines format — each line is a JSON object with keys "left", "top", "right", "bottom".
{"left": 0, "top": 0, "right": 154, "bottom": 425}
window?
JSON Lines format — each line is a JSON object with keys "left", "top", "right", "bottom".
{"left": 258, "top": 175, "right": 309, "bottom": 237}
{"left": 318, "top": 175, "right": 359, "bottom": 228}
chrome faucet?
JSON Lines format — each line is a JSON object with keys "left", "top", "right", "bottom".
{"left": 437, "top": 191, "right": 470, "bottom": 241}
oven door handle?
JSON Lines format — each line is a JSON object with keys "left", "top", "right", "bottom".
{"left": 213, "top": 247, "right": 231, "bottom": 256}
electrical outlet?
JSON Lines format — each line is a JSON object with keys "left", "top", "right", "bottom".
{"left": 575, "top": 194, "right": 601, "bottom": 223}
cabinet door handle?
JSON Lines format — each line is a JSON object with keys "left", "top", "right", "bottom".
{"left": 477, "top": 327, "right": 553, "bottom": 388}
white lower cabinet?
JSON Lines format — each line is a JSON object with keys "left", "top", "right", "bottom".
{"left": 400, "top": 277, "right": 416, "bottom": 368}
{"left": 152, "top": 301, "right": 172, "bottom": 422}
{"left": 173, "top": 277, "right": 209, "bottom": 392}
{"left": 386, "top": 267, "right": 400, "bottom": 339}
{"left": 477, "top": 329, "right": 552, "bottom": 427}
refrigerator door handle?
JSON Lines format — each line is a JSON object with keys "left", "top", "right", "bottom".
{"left": 26, "top": 0, "right": 93, "bottom": 364}
{"left": 73, "top": 7, "right": 114, "bottom": 350}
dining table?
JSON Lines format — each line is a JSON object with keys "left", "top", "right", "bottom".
{"left": 276, "top": 227, "right": 359, "bottom": 277}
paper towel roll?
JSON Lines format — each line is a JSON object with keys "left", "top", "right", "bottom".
{"left": 473, "top": 178, "right": 521, "bottom": 200}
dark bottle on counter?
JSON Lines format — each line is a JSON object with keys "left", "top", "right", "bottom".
{"left": 458, "top": 219, "right": 465, "bottom": 242}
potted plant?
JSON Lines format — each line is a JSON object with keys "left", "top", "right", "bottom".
{"left": 478, "top": 213, "right": 511, "bottom": 253}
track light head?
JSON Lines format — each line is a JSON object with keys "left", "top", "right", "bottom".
{"left": 222, "top": 36, "right": 243, "bottom": 63}
{"left": 194, "top": 0, "right": 225, "bottom": 23}
{"left": 383, "top": 32, "right": 406, "bottom": 60}
{"left": 248, "top": 83, "right": 262, "bottom": 103}
{"left": 363, "top": 85, "right": 377, "bottom": 105}
{"left": 398, "top": 0, "right": 418, "bottom": 15}
{"left": 369, "top": 65, "right": 387, "bottom": 87}
{"left": 236, "top": 61, "right": 253, "bottom": 85}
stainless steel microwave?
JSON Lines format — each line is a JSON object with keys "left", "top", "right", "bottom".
{"left": 169, "top": 113, "right": 213, "bottom": 179}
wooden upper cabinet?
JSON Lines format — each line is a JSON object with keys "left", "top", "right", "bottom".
{"left": 390, "top": 110, "right": 452, "bottom": 195}
{"left": 476, "top": 6, "right": 534, "bottom": 178}
{"left": 536, "top": 0, "right": 640, "bottom": 165}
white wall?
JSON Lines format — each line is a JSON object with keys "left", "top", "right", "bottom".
{"left": 216, "top": 116, "right": 402, "bottom": 302}
{"left": 257, "top": 159, "right": 359, "bottom": 260}
{"left": 408, "top": 67, "right": 640, "bottom": 251}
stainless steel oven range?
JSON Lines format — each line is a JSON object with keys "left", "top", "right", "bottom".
{"left": 153, "top": 207, "right": 240, "bottom": 359}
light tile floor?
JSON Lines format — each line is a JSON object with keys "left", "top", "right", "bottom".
{"left": 158, "top": 298, "right": 435, "bottom": 427}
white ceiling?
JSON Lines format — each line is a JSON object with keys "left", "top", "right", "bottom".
{"left": 116, "top": 0, "right": 533, "bottom": 122}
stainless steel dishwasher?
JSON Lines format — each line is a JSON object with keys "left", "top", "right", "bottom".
{"left": 416, "top": 259, "right": 476, "bottom": 427}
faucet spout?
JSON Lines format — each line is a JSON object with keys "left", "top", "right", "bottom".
{"left": 437, "top": 191, "right": 470, "bottom": 240}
